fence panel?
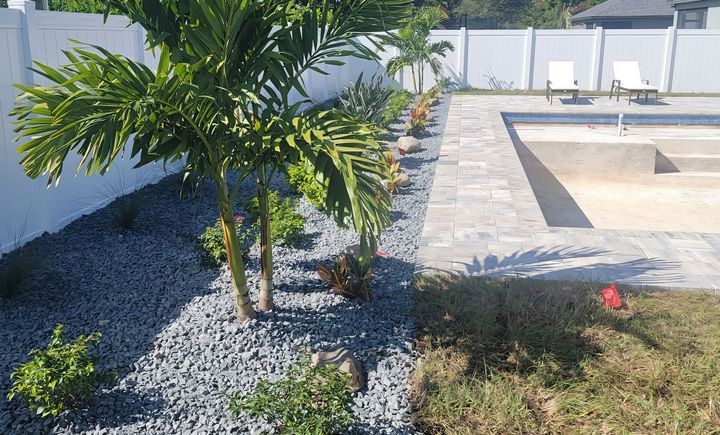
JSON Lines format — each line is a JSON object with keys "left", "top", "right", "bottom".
{"left": 672, "top": 30, "right": 720, "bottom": 92}
{"left": 465, "top": 30, "right": 526, "bottom": 90}
{"left": 599, "top": 29, "right": 667, "bottom": 92}
{"left": 531, "top": 30, "right": 596, "bottom": 90}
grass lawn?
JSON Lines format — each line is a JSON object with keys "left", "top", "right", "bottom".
{"left": 411, "top": 274, "right": 720, "bottom": 434}
{"left": 454, "top": 88, "right": 720, "bottom": 98}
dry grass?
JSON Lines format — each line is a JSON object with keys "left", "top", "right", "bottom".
{"left": 411, "top": 275, "right": 720, "bottom": 434}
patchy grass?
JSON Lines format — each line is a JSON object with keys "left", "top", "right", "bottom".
{"left": 411, "top": 275, "right": 720, "bottom": 434}
{"left": 454, "top": 88, "right": 720, "bottom": 97}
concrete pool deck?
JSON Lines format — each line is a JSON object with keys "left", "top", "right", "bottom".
{"left": 416, "top": 95, "right": 720, "bottom": 290}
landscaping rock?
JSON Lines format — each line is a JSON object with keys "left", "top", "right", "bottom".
{"left": 311, "top": 348, "right": 365, "bottom": 392}
{"left": 396, "top": 172, "right": 411, "bottom": 188}
{"left": 398, "top": 136, "right": 421, "bottom": 154}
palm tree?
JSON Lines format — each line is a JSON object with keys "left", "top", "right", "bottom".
{"left": 386, "top": 6, "right": 454, "bottom": 94}
{"left": 11, "top": 0, "right": 410, "bottom": 322}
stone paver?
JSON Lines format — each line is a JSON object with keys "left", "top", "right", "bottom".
{"left": 417, "top": 96, "right": 720, "bottom": 290}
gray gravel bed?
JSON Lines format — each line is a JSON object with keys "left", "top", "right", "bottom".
{"left": 0, "top": 94, "right": 451, "bottom": 434}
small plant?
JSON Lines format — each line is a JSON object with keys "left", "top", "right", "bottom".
{"left": 405, "top": 98, "right": 429, "bottom": 137}
{"left": 287, "top": 163, "right": 325, "bottom": 210}
{"left": 317, "top": 253, "right": 372, "bottom": 301}
{"left": 0, "top": 246, "right": 33, "bottom": 299}
{"left": 197, "top": 216, "right": 252, "bottom": 267}
{"left": 115, "top": 196, "right": 141, "bottom": 230}
{"left": 229, "top": 355, "right": 355, "bottom": 434}
{"left": 8, "top": 324, "right": 113, "bottom": 418}
{"left": 246, "top": 191, "right": 305, "bottom": 247}
{"left": 336, "top": 73, "right": 395, "bottom": 127}
{"left": 425, "top": 86, "right": 441, "bottom": 102}
{"left": 384, "top": 151, "right": 403, "bottom": 194}
{"left": 381, "top": 88, "right": 413, "bottom": 128}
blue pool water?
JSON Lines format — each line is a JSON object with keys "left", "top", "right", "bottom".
{"left": 503, "top": 113, "right": 720, "bottom": 126}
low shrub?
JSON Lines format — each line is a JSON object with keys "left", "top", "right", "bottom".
{"left": 7, "top": 324, "right": 114, "bottom": 418}
{"left": 336, "top": 73, "right": 394, "bottom": 127}
{"left": 197, "top": 216, "right": 252, "bottom": 267}
{"left": 405, "top": 98, "right": 430, "bottom": 137}
{"left": 287, "top": 163, "right": 325, "bottom": 210}
{"left": 381, "top": 88, "right": 413, "bottom": 127}
{"left": 229, "top": 355, "right": 355, "bottom": 434}
{"left": 384, "top": 151, "right": 403, "bottom": 194}
{"left": 246, "top": 191, "right": 305, "bottom": 247}
{"left": 317, "top": 253, "right": 372, "bottom": 301}
{"left": 115, "top": 196, "right": 141, "bottom": 230}
{"left": 0, "top": 247, "right": 33, "bottom": 299}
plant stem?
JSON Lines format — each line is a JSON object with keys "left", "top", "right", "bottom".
{"left": 257, "top": 165, "right": 274, "bottom": 312}
{"left": 411, "top": 65, "right": 418, "bottom": 95}
{"left": 215, "top": 176, "right": 257, "bottom": 322}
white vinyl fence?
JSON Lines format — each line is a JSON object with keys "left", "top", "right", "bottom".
{"left": 3, "top": 2, "right": 720, "bottom": 252}
{"left": 411, "top": 27, "right": 720, "bottom": 93}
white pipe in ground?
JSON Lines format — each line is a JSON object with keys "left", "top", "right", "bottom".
{"left": 617, "top": 113, "right": 624, "bottom": 137}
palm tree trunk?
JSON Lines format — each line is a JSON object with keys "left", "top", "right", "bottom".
{"left": 411, "top": 65, "right": 418, "bottom": 95}
{"left": 257, "top": 165, "right": 274, "bottom": 311}
{"left": 418, "top": 61, "right": 424, "bottom": 94}
{"left": 216, "top": 178, "right": 257, "bottom": 322}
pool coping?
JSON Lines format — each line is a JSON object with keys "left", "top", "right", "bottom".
{"left": 416, "top": 95, "right": 720, "bottom": 290}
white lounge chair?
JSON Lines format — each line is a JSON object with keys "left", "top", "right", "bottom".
{"left": 610, "top": 61, "right": 659, "bottom": 105}
{"left": 546, "top": 61, "right": 579, "bottom": 105}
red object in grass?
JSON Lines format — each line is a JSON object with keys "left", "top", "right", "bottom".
{"left": 601, "top": 284, "right": 622, "bottom": 308}
{"left": 399, "top": 148, "right": 406, "bottom": 156}
{"left": 376, "top": 250, "right": 388, "bottom": 257}
{"left": 587, "top": 124, "right": 595, "bottom": 129}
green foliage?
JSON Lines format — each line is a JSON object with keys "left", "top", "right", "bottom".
{"left": 287, "top": 163, "right": 326, "bottom": 210}
{"left": 381, "top": 88, "right": 413, "bottom": 127}
{"left": 0, "top": 0, "right": 7, "bottom": 8}
{"left": 0, "top": 246, "right": 32, "bottom": 298}
{"left": 197, "top": 217, "right": 252, "bottom": 267}
{"left": 229, "top": 356, "right": 355, "bottom": 434}
{"left": 336, "top": 73, "right": 395, "bottom": 127}
{"left": 115, "top": 197, "right": 141, "bottom": 230}
{"left": 317, "top": 253, "right": 372, "bottom": 301}
{"left": 386, "top": 7, "right": 454, "bottom": 94}
{"left": 8, "top": 325, "right": 113, "bottom": 418}
{"left": 246, "top": 191, "right": 305, "bottom": 247}
{"left": 48, "top": 0, "right": 118, "bottom": 13}
{"left": 405, "top": 97, "right": 429, "bottom": 137}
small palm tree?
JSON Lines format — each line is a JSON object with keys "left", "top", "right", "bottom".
{"left": 11, "top": 0, "right": 410, "bottom": 322}
{"left": 386, "top": 6, "right": 454, "bottom": 94}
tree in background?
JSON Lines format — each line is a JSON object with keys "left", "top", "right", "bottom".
{"left": 386, "top": 7, "right": 454, "bottom": 94}
{"left": 48, "top": 0, "right": 108, "bottom": 13}
{"left": 11, "top": 0, "right": 408, "bottom": 322}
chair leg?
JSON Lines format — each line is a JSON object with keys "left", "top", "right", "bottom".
{"left": 628, "top": 93, "right": 631, "bottom": 105}
{"left": 645, "top": 93, "right": 648, "bottom": 103}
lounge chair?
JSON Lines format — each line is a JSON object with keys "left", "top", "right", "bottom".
{"left": 610, "top": 61, "right": 659, "bottom": 105}
{"left": 546, "top": 61, "right": 579, "bottom": 105}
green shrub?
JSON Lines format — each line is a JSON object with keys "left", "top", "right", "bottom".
{"left": 115, "top": 196, "right": 141, "bottom": 230}
{"left": 246, "top": 191, "right": 305, "bottom": 247}
{"left": 197, "top": 216, "right": 252, "bottom": 267}
{"left": 229, "top": 356, "right": 355, "bottom": 434}
{"left": 287, "top": 163, "right": 325, "bottom": 210}
{"left": 0, "top": 247, "right": 32, "bottom": 299}
{"left": 8, "top": 325, "right": 114, "bottom": 418}
{"left": 381, "top": 88, "right": 413, "bottom": 127}
{"left": 337, "top": 73, "right": 395, "bottom": 127}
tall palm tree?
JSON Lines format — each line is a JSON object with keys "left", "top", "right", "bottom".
{"left": 386, "top": 6, "right": 454, "bottom": 94}
{"left": 11, "top": 0, "right": 410, "bottom": 322}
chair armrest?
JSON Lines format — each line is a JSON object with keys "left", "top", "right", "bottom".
{"left": 574, "top": 80, "right": 578, "bottom": 86}
{"left": 642, "top": 79, "right": 650, "bottom": 85}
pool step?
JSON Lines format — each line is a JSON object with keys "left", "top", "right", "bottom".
{"left": 655, "top": 152, "right": 720, "bottom": 173}
{"left": 654, "top": 139, "right": 720, "bottom": 155}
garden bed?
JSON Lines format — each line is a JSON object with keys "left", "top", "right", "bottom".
{"left": 0, "top": 95, "right": 450, "bottom": 434}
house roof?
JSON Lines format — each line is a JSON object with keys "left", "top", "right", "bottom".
{"left": 572, "top": 0, "right": 675, "bottom": 22}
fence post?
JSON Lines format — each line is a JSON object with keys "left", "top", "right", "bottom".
{"left": 8, "top": 0, "right": 38, "bottom": 86}
{"left": 521, "top": 27, "right": 535, "bottom": 90}
{"left": 457, "top": 27, "right": 468, "bottom": 89}
{"left": 590, "top": 26, "right": 604, "bottom": 91}
{"left": 661, "top": 26, "right": 677, "bottom": 92}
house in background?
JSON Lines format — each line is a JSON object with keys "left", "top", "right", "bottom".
{"left": 670, "top": 0, "right": 720, "bottom": 28}
{"left": 571, "top": 0, "right": 674, "bottom": 29}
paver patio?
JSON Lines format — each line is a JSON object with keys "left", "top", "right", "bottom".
{"left": 416, "top": 95, "right": 720, "bottom": 290}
